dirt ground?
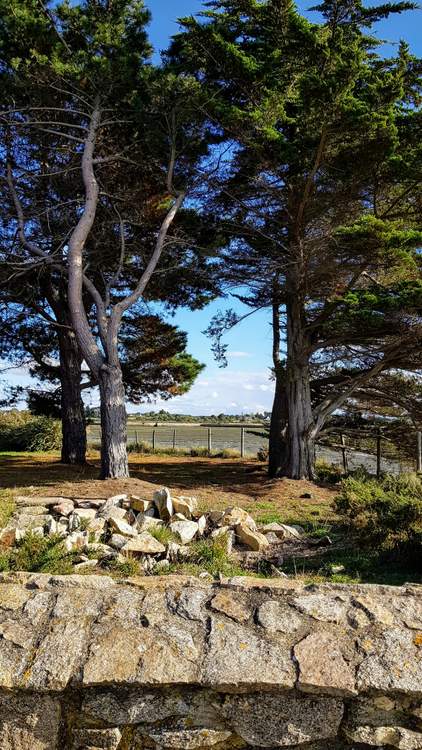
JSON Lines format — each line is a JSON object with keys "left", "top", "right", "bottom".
{"left": 0, "top": 451, "right": 338, "bottom": 527}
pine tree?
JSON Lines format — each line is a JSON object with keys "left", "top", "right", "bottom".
{"left": 171, "top": 0, "right": 422, "bottom": 479}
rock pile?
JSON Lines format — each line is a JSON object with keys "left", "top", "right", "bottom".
{"left": 0, "top": 487, "right": 305, "bottom": 573}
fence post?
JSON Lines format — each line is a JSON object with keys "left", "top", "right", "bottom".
{"left": 208, "top": 427, "right": 212, "bottom": 454}
{"left": 417, "top": 431, "right": 422, "bottom": 473}
{"left": 136, "top": 430, "right": 139, "bottom": 445}
{"left": 152, "top": 429, "right": 156, "bottom": 451}
{"left": 376, "top": 428, "right": 382, "bottom": 478}
{"left": 340, "top": 434, "right": 348, "bottom": 474}
{"left": 240, "top": 427, "right": 245, "bottom": 458}
{"left": 173, "top": 429, "right": 176, "bottom": 450}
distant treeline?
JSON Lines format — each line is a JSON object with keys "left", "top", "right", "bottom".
{"left": 85, "top": 408, "right": 270, "bottom": 424}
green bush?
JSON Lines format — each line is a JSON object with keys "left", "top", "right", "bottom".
{"left": 315, "top": 460, "right": 344, "bottom": 484}
{"left": 0, "top": 411, "right": 61, "bottom": 452}
{"left": 334, "top": 473, "right": 422, "bottom": 561}
{"left": 0, "top": 532, "right": 75, "bottom": 575}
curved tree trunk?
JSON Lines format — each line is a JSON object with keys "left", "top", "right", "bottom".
{"left": 98, "top": 365, "right": 129, "bottom": 479}
{"left": 58, "top": 328, "right": 87, "bottom": 465}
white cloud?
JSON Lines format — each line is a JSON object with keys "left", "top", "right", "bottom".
{"left": 243, "top": 384, "right": 255, "bottom": 391}
{"left": 227, "top": 351, "right": 252, "bottom": 359}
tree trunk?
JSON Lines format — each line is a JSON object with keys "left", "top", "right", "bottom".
{"left": 58, "top": 328, "right": 87, "bottom": 465}
{"left": 98, "top": 365, "right": 129, "bottom": 479}
{"left": 268, "top": 371, "right": 288, "bottom": 478}
{"left": 284, "top": 294, "right": 316, "bottom": 480}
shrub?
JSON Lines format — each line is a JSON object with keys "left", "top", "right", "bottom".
{"left": 334, "top": 473, "right": 422, "bottom": 561}
{"left": 0, "top": 411, "right": 61, "bottom": 452}
{"left": 188, "top": 536, "right": 245, "bottom": 578}
{"left": 0, "top": 532, "right": 75, "bottom": 575}
{"left": 315, "top": 460, "right": 343, "bottom": 484}
{"left": 148, "top": 525, "right": 176, "bottom": 546}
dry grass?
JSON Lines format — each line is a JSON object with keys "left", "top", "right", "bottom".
{"left": 0, "top": 451, "right": 338, "bottom": 528}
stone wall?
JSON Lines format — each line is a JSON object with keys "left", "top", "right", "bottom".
{"left": 0, "top": 572, "right": 421, "bottom": 749}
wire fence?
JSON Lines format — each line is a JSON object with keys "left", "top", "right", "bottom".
{"left": 87, "top": 422, "right": 422, "bottom": 475}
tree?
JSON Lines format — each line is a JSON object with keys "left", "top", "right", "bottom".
{"left": 0, "top": 280, "right": 88, "bottom": 464}
{"left": 0, "top": 0, "right": 216, "bottom": 477}
{"left": 0, "top": 291, "right": 205, "bottom": 460}
{"left": 171, "top": 0, "right": 422, "bottom": 479}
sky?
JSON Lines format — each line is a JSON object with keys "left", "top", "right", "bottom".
{"left": 2, "top": 0, "right": 421, "bottom": 416}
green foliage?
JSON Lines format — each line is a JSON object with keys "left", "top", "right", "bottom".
{"left": 188, "top": 536, "right": 245, "bottom": 578}
{"left": 315, "top": 460, "right": 344, "bottom": 485}
{"left": 148, "top": 525, "right": 176, "bottom": 546}
{"left": 334, "top": 472, "right": 422, "bottom": 560}
{"left": 0, "top": 411, "right": 61, "bottom": 452}
{"left": 0, "top": 533, "right": 75, "bottom": 575}
{"left": 105, "top": 558, "right": 141, "bottom": 577}
{"left": 0, "top": 491, "right": 15, "bottom": 529}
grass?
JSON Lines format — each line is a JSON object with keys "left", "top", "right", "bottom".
{"left": 0, "top": 532, "right": 77, "bottom": 575}
{"left": 126, "top": 442, "right": 243, "bottom": 459}
{"left": 162, "top": 536, "right": 249, "bottom": 579}
{"left": 148, "top": 525, "right": 177, "bottom": 546}
{"left": 282, "top": 547, "right": 422, "bottom": 586}
{"left": 0, "top": 489, "right": 15, "bottom": 529}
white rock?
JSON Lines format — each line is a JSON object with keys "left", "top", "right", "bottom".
{"left": 108, "top": 494, "right": 128, "bottom": 503}
{"left": 169, "top": 519, "right": 199, "bottom": 545}
{"left": 98, "top": 496, "right": 126, "bottom": 518}
{"left": 52, "top": 500, "right": 74, "bottom": 516}
{"left": 109, "top": 517, "right": 138, "bottom": 538}
{"left": 74, "top": 499, "right": 106, "bottom": 509}
{"left": 121, "top": 533, "right": 166, "bottom": 558}
{"left": 136, "top": 514, "right": 164, "bottom": 532}
{"left": 63, "top": 531, "right": 88, "bottom": 552}
{"left": 177, "top": 495, "right": 199, "bottom": 513}
{"left": 68, "top": 513, "right": 81, "bottom": 532}
{"left": 45, "top": 516, "right": 58, "bottom": 535}
{"left": 74, "top": 559, "right": 99, "bottom": 570}
{"left": 171, "top": 512, "right": 188, "bottom": 522}
{"left": 86, "top": 517, "right": 106, "bottom": 541}
{"left": 74, "top": 508, "right": 97, "bottom": 522}
{"left": 109, "top": 534, "right": 128, "bottom": 550}
{"left": 15, "top": 526, "right": 44, "bottom": 541}
{"left": 235, "top": 523, "right": 269, "bottom": 552}
{"left": 130, "top": 497, "right": 152, "bottom": 513}
{"left": 166, "top": 541, "right": 191, "bottom": 562}
{"left": 172, "top": 496, "right": 195, "bottom": 518}
{"left": 101, "top": 506, "right": 128, "bottom": 523}
{"left": 153, "top": 487, "right": 173, "bottom": 522}
{"left": 57, "top": 518, "right": 69, "bottom": 536}
{"left": 219, "top": 507, "right": 257, "bottom": 531}
{"left": 279, "top": 524, "right": 304, "bottom": 539}
{"left": 197, "top": 515, "right": 207, "bottom": 536}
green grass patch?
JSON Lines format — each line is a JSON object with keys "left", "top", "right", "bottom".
{"left": 0, "top": 490, "right": 15, "bottom": 529}
{"left": 148, "top": 525, "right": 177, "bottom": 546}
{"left": 0, "top": 532, "right": 77, "bottom": 575}
{"left": 282, "top": 546, "right": 422, "bottom": 586}
{"left": 126, "top": 441, "right": 242, "bottom": 460}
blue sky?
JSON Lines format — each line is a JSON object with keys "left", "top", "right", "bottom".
{"left": 138, "top": 0, "right": 422, "bottom": 416}
{"left": 2, "top": 0, "right": 421, "bottom": 416}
